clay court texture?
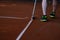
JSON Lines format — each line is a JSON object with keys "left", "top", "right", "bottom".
{"left": 0, "top": 1, "right": 60, "bottom": 40}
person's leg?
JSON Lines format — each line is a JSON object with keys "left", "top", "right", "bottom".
{"left": 53, "top": 0, "right": 57, "bottom": 12}
{"left": 40, "top": 0, "right": 47, "bottom": 22}
{"left": 50, "top": 0, "right": 57, "bottom": 18}
{"left": 42, "top": 0, "right": 47, "bottom": 15}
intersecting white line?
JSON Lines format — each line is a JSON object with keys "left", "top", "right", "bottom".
{"left": 16, "top": 18, "right": 33, "bottom": 40}
{"left": 16, "top": 0, "right": 37, "bottom": 39}
{"left": 0, "top": 4, "right": 16, "bottom": 7}
{"left": 0, "top": 16, "right": 28, "bottom": 19}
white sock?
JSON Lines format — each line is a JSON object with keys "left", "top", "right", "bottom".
{"left": 53, "top": 0, "right": 56, "bottom": 12}
{"left": 42, "top": 0, "right": 47, "bottom": 15}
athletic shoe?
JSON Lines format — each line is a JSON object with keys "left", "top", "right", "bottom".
{"left": 40, "top": 15, "right": 47, "bottom": 22}
{"left": 49, "top": 12, "right": 55, "bottom": 18}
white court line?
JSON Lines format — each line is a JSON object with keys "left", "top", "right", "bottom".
{"left": 0, "top": 4, "right": 16, "bottom": 7}
{"left": 16, "top": 18, "right": 33, "bottom": 40}
{"left": 0, "top": 16, "right": 28, "bottom": 19}
{"left": 16, "top": 0, "right": 37, "bottom": 39}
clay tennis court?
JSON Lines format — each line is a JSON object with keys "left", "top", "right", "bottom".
{"left": 0, "top": 1, "right": 60, "bottom": 40}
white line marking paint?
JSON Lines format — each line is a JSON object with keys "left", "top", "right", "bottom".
{"left": 0, "top": 16, "right": 28, "bottom": 19}
{"left": 0, "top": 4, "right": 16, "bottom": 7}
{"left": 16, "top": 0, "right": 37, "bottom": 39}
{"left": 16, "top": 18, "right": 33, "bottom": 40}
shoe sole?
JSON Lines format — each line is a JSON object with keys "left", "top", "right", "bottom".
{"left": 49, "top": 15, "right": 55, "bottom": 18}
{"left": 40, "top": 19, "right": 47, "bottom": 22}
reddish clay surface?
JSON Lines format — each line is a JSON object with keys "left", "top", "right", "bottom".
{"left": 0, "top": 2, "right": 60, "bottom": 40}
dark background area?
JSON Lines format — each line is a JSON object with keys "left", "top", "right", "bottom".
{"left": 0, "top": 0, "right": 60, "bottom": 3}
{"left": 0, "top": 0, "right": 59, "bottom": 4}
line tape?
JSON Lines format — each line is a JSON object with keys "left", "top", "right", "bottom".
{"left": 0, "top": 16, "right": 28, "bottom": 19}
{"left": 16, "top": 18, "right": 33, "bottom": 40}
